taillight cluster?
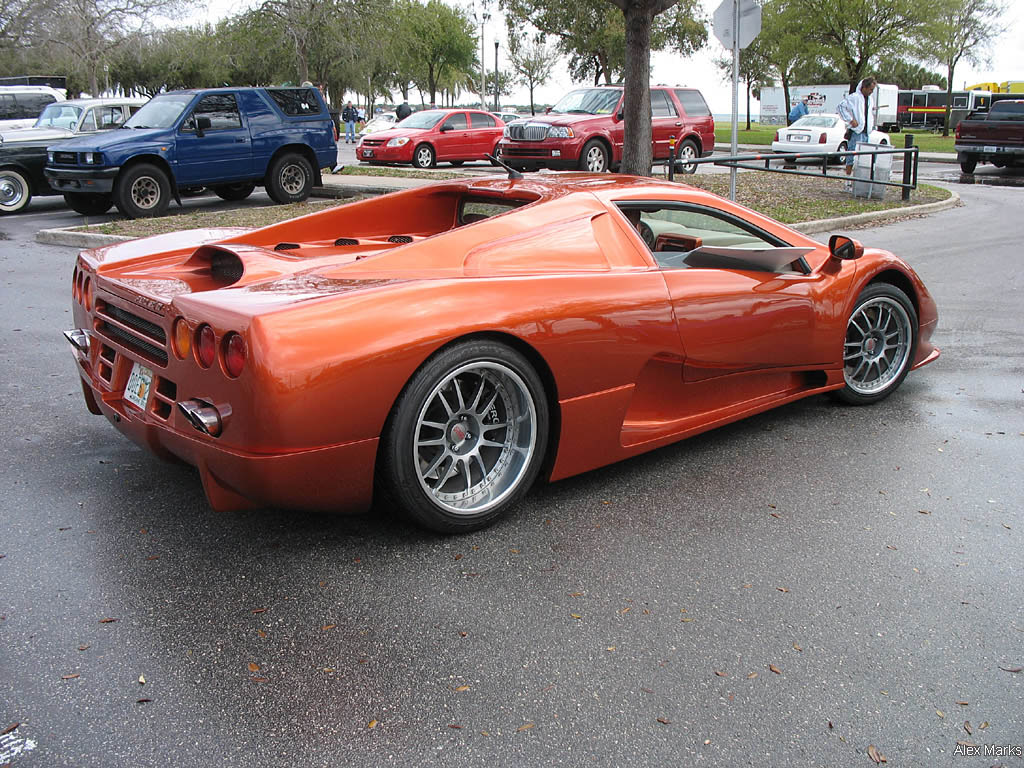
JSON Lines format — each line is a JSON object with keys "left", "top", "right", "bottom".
{"left": 773, "top": 130, "right": 779, "bottom": 142}
{"left": 818, "top": 132, "right": 828, "bottom": 144}
{"left": 171, "top": 318, "right": 247, "bottom": 378}
{"left": 72, "top": 261, "right": 94, "bottom": 311}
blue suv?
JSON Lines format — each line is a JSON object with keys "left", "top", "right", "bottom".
{"left": 45, "top": 86, "right": 337, "bottom": 218}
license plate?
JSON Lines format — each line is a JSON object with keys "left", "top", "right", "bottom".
{"left": 362, "top": 149, "right": 374, "bottom": 157}
{"left": 124, "top": 362, "right": 153, "bottom": 411}
{"left": 983, "top": 145, "right": 998, "bottom": 152}
{"left": 790, "top": 134, "right": 809, "bottom": 142}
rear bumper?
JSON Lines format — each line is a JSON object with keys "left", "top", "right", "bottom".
{"left": 45, "top": 166, "right": 119, "bottom": 194}
{"left": 955, "top": 144, "right": 1024, "bottom": 161}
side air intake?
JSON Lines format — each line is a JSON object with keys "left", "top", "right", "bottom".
{"left": 387, "top": 235, "right": 413, "bottom": 244}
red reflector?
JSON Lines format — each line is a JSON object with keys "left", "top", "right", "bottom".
{"left": 819, "top": 132, "right": 827, "bottom": 144}
{"left": 223, "top": 333, "right": 246, "bottom": 378}
{"left": 196, "top": 324, "right": 215, "bottom": 368}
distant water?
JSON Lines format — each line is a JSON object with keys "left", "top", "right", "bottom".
{"left": 714, "top": 113, "right": 760, "bottom": 121}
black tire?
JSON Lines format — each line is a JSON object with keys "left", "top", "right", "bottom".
{"left": 266, "top": 153, "right": 313, "bottom": 204}
{"left": 829, "top": 140, "right": 848, "bottom": 166}
{"left": 213, "top": 182, "right": 256, "bottom": 201}
{"left": 412, "top": 143, "right": 436, "bottom": 169}
{"left": 674, "top": 139, "right": 699, "bottom": 174}
{"left": 449, "top": 160, "right": 464, "bottom": 167}
{"left": 0, "top": 168, "right": 32, "bottom": 214}
{"left": 115, "top": 163, "right": 171, "bottom": 218}
{"left": 64, "top": 192, "right": 113, "bottom": 216}
{"left": 490, "top": 143, "right": 502, "bottom": 166}
{"left": 832, "top": 283, "right": 918, "bottom": 406}
{"left": 578, "top": 139, "right": 610, "bottom": 172}
{"left": 378, "top": 340, "right": 549, "bottom": 533}
{"left": 960, "top": 156, "right": 977, "bottom": 174}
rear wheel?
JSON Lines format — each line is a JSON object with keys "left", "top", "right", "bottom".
{"left": 115, "top": 163, "right": 171, "bottom": 218}
{"left": 833, "top": 283, "right": 918, "bottom": 405}
{"left": 213, "top": 182, "right": 256, "bottom": 201}
{"left": 378, "top": 340, "right": 549, "bottom": 533}
{"left": 490, "top": 143, "right": 502, "bottom": 166}
{"left": 266, "top": 153, "right": 313, "bottom": 204}
{"left": 674, "top": 139, "right": 699, "bottom": 174}
{"left": 0, "top": 168, "right": 31, "bottom": 214}
{"left": 579, "top": 139, "right": 609, "bottom": 172}
{"left": 64, "top": 192, "right": 112, "bottom": 216}
{"left": 412, "top": 144, "right": 436, "bottom": 169}
{"left": 831, "top": 140, "right": 848, "bottom": 166}
{"left": 960, "top": 155, "right": 977, "bottom": 173}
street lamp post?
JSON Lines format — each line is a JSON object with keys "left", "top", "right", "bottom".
{"left": 476, "top": 10, "right": 490, "bottom": 110}
{"left": 493, "top": 41, "right": 499, "bottom": 112}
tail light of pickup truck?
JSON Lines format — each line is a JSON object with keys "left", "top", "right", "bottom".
{"left": 955, "top": 123, "right": 961, "bottom": 140}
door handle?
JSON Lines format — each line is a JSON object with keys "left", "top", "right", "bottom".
{"left": 675, "top": 122, "right": 682, "bottom": 126}
{"left": 235, "top": 137, "right": 248, "bottom": 143}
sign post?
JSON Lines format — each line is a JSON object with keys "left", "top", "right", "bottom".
{"left": 713, "top": 0, "right": 761, "bottom": 200}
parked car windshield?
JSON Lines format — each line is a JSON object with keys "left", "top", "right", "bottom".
{"left": 34, "top": 103, "right": 83, "bottom": 130}
{"left": 550, "top": 88, "right": 621, "bottom": 115}
{"left": 124, "top": 93, "right": 194, "bottom": 129}
{"left": 396, "top": 110, "right": 445, "bottom": 130}
{"left": 792, "top": 115, "right": 838, "bottom": 128}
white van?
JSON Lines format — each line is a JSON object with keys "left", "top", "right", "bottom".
{"left": 0, "top": 86, "right": 66, "bottom": 131}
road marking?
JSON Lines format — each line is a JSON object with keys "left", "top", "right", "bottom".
{"left": 0, "top": 729, "right": 38, "bottom": 762}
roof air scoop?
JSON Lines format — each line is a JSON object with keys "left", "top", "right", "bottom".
{"left": 185, "top": 245, "right": 245, "bottom": 287}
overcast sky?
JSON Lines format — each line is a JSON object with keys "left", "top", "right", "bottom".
{"left": 204, "top": 0, "right": 1023, "bottom": 114}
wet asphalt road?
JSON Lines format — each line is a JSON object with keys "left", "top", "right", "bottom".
{"left": 0, "top": 181, "right": 1022, "bottom": 768}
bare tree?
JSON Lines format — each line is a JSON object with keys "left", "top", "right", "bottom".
{"left": 509, "top": 37, "right": 556, "bottom": 114}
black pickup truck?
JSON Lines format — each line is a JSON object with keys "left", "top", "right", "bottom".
{"left": 954, "top": 99, "right": 1024, "bottom": 173}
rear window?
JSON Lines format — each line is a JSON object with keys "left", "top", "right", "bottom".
{"left": 990, "top": 101, "right": 1024, "bottom": 119}
{"left": 471, "top": 113, "right": 496, "bottom": 128}
{"left": 267, "top": 88, "right": 323, "bottom": 116}
{"left": 674, "top": 89, "right": 711, "bottom": 117}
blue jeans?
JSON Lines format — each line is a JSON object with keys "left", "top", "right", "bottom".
{"left": 345, "top": 120, "right": 355, "bottom": 142}
{"left": 845, "top": 130, "right": 868, "bottom": 167}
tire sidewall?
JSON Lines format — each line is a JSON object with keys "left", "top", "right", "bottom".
{"left": 116, "top": 163, "right": 170, "bottom": 218}
{"left": 677, "top": 140, "right": 698, "bottom": 174}
{"left": 835, "top": 283, "right": 919, "bottom": 405}
{"left": 268, "top": 153, "right": 313, "bottom": 204}
{"left": 380, "top": 340, "right": 549, "bottom": 533}
{"left": 0, "top": 168, "right": 31, "bottom": 214}
{"left": 413, "top": 144, "right": 435, "bottom": 169}
{"left": 579, "top": 139, "right": 609, "bottom": 172}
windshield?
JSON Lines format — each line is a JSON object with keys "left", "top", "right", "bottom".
{"left": 396, "top": 110, "right": 445, "bottom": 130}
{"left": 793, "top": 115, "right": 837, "bottom": 128}
{"left": 124, "top": 93, "right": 193, "bottom": 129}
{"left": 34, "top": 104, "right": 83, "bottom": 130}
{"left": 550, "top": 88, "right": 621, "bottom": 115}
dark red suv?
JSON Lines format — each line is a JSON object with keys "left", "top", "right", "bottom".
{"left": 497, "top": 85, "right": 714, "bottom": 173}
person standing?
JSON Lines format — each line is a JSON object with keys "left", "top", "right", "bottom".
{"left": 788, "top": 96, "right": 809, "bottom": 125}
{"left": 341, "top": 101, "right": 357, "bottom": 144}
{"left": 396, "top": 100, "right": 412, "bottom": 120}
{"left": 837, "top": 77, "right": 878, "bottom": 181}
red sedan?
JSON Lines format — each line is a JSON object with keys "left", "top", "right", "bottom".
{"left": 357, "top": 109, "right": 505, "bottom": 169}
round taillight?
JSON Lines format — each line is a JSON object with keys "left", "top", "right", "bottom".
{"left": 172, "top": 317, "right": 191, "bottom": 360}
{"left": 222, "top": 332, "right": 246, "bottom": 378}
{"left": 83, "top": 277, "right": 93, "bottom": 310}
{"left": 819, "top": 132, "right": 827, "bottom": 144}
{"left": 196, "top": 324, "right": 216, "bottom": 368}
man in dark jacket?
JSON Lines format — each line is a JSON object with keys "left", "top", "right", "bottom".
{"left": 396, "top": 101, "right": 412, "bottom": 120}
{"left": 341, "top": 101, "right": 357, "bottom": 143}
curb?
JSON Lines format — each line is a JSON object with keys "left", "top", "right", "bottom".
{"left": 36, "top": 183, "right": 960, "bottom": 250}
{"left": 311, "top": 183, "right": 402, "bottom": 198}
{"left": 792, "top": 188, "right": 960, "bottom": 235}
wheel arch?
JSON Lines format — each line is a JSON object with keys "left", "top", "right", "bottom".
{"left": 866, "top": 268, "right": 920, "bottom": 317}
{"left": 680, "top": 132, "right": 703, "bottom": 155}
{"left": 413, "top": 141, "right": 436, "bottom": 162}
{"left": 0, "top": 162, "right": 38, "bottom": 194}
{"left": 266, "top": 143, "right": 323, "bottom": 186}
{"left": 585, "top": 134, "right": 614, "bottom": 164}
{"left": 118, "top": 154, "right": 176, "bottom": 186}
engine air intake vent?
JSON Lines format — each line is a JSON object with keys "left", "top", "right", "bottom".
{"left": 274, "top": 242, "right": 300, "bottom": 251}
{"left": 387, "top": 235, "right": 413, "bottom": 244}
{"left": 210, "top": 250, "right": 244, "bottom": 284}
{"left": 334, "top": 237, "right": 359, "bottom": 246}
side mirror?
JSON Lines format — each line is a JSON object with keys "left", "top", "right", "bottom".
{"left": 544, "top": 106, "right": 552, "bottom": 114}
{"left": 616, "top": 108, "right": 624, "bottom": 121}
{"left": 439, "top": 123, "right": 452, "bottom": 132}
{"left": 829, "top": 234, "right": 863, "bottom": 261}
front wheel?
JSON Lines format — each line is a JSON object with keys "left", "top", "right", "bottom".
{"left": 674, "top": 139, "right": 699, "bottom": 174}
{"left": 266, "top": 153, "right": 313, "bottom": 204}
{"left": 64, "top": 192, "right": 112, "bottom": 216}
{"left": 0, "top": 168, "right": 32, "bottom": 214}
{"left": 412, "top": 144, "right": 436, "bottom": 169}
{"left": 960, "top": 155, "right": 977, "bottom": 174}
{"left": 213, "top": 182, "right": 256, "bottom": 201}
{"left": 579, "top": 139, "right": 609, "bottom": 172}
{"left": 378, "top": 340, "right": 549, "bottom": 533}
{"left": 115, "top": 163, "right": 171, "bottom": 218}
{"left": 833, "top": 283, "right": 918, "bottom": 405}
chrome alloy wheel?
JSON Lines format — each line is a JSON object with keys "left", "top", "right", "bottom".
{"left": 130, "top": 175, "right": 160, "bottom": 210}
{"left": 415, "top": 146, "right": 434, "bottom": 168}
{"left": 584, "top": 144, "right": 607, "bottom": 172}
{"left": 413, "top": 361, "right": 537, "bottom": 515}
{"left": 279, "top": 163, "right": 307, "bottom": 196}
{"left": 677, "top": 143, "right": 697, "bottom": 172}
{"left": 0, "top": 173, "right": 27, "bottom": 209}
{"left": 843, "top": 295, "right": 913, "bottom": 395}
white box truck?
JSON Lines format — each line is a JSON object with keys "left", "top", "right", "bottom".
{"left": 760, "top": 83, "right": 898, "bottom": 131}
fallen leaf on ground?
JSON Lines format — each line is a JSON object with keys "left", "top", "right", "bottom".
{"left": 62, "top": 673, "right": 80, "bottom": 680}
{"left": 957, "top": 700, "right": 968, "bottom": 706}
{"left": 714, "top": 670, "right": 728, "bottom": 677}
{"left": 747, "top": 672, "right": 758, "bottom": 679}
{"left": 979, "top": 721, "right": 989, "bottom": 729}
{"left": 656, "top": 717, "right": 671, "bottom": 725}
{"left": 454, "top": 685, "right": 470, "bottom": 692}
{"left": 770, "top": 513, "right": 781, "bottom": 519}
{"left": 251, "top": 677, "right": 269, "bottom": 683}
{"left": 936, "top": 710, "right": 945, "bottom": 718}
{"left": 1, "top": 723, "right": 19, "bottom": 735}
{"left": 251, "top": 608, "right": 267, "bottom": 614}
{"left": 769, "top": 664, "right": 782, "bottom": 675}
{"left": 78, "top": 645, "right": 90, "bottom": 651}
{"left": 776, "top": 587, "right": 789, "bottom": 593}
{"left": 257, "top": 629, "right": 267, "bottom": 638}
{"left": 448, "top": 724, "right": 462, "bottom": 729}
{"left": 964, "top": 721, "right": 972, "bottom": 735}
{"left": 99, "top": 617, "right": 118, "bottom": 623}
{"left": 867, "top": 744, "right": 887, "bottom": 763}
{"left": 517, "top": 723, "right": 534, "bottom": 732}
{"left": 248, "top": 663, "right": 260, "bottom": 672}
{"left": 792, "top": 643, "right": 803, "bottom": 652}
{"left": 322, "top": 624, "right": 336, "bottom": 631}
{"left": 998, "top": 665, "right": 1022, "bottom": 673}
{"left": 136, "top": 698, "right": 152, "bottom": 704}
{"left": 138, "top": 675, "right": 145, "bottom": 685}
{"left": 368, "top": 719, "right": 378, "bottom": 729}
{"left": 570, "top": 613, "right": 582, "bottom": 619}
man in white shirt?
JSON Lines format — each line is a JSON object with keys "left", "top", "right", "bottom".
{"left": 837, "top": 77, "right": 877, "bottom": 179}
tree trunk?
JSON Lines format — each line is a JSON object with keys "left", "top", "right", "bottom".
{"left": 943, "top": 63, "right": 954, "bottom": 137}
{"left": 529, "top": 84, "right": 535, "bottom": 114}
{"left": 619, "top": 3, "right": 653, "bottom": 175}
{"left": 745, "top": 80, "right": 751, "bottom": 131}
{"left": 782, "top": 75, "right": 790, "bottom": 129}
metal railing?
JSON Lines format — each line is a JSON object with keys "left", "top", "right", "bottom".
{"left": 665, "top": 134, "right": 920, "bottom": 201}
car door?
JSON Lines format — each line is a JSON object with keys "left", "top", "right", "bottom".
{"left": 435, "top": 112, "right": 469, "bottom": 160}
{"left": 620, "top": 201, "right": 834, "bottom": 380}
{"left": 650, "top": 89, "right": 679, "bottom": 159}
{"left": 174, "top": 93, "right": 253, "bottom": 185}
{"left": 470, "top": 112, "right": 499, "bottom": 157}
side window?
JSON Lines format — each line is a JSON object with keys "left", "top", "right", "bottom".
{"left": 0, "top": 94, "right": 15, "bottom": 119}
{"left": 186, "top": 93, "right": 242, "bottom": 131}
{"left": 128, "top": 104, "right": 143, "bottom": 116}
{"left": 267, "top": 88, "right": 322, "bottom": 116}
{"left": 673, "top": 89, "right": 711, "bottom": 118}
{"left": 616, "top": 203, "right": 797, "bottom": 271}
{"left": 650, "top": 90, "right": 677, "bottom": 117}
{"left": 470, "top": 112, "right": 496, "bottom": 128}
{"left": 442, "top": 113, "right": 468, "bottom": 131}
{"left": 96, "top": 106, "right": 125, "bottom": 129}
{"left": 14, "top": 92, "right": 56, "bottom": 118}
{"left": 79, "top": 108, "right": 97, "bottom": 132}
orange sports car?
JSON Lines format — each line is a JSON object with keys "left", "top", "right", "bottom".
{"left": 65, "top": 173, "right": 939, "bottom": 533}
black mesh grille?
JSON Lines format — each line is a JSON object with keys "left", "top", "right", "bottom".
{"left": 334, "top": 237, "right": 358, "bottom": 246}
{"left": 99, "top": 322, "right": 168, "bottom": 366}
{"left": 507, "top": 124, "right": 549, "bottom": 141}
{"left": 210, "top": 251, "right": 244, "bottom": 284}
{"left": 102, "top": 304, "right": 165, "bottom": 344}
{"left": 274, "top": 242, "right": 300, "bottom": 251}
{"left": 388, "top": 235, "right": 413, "bottom": 244}
{"left": 53, "top": 151, "right": 78, "bottom": 165}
